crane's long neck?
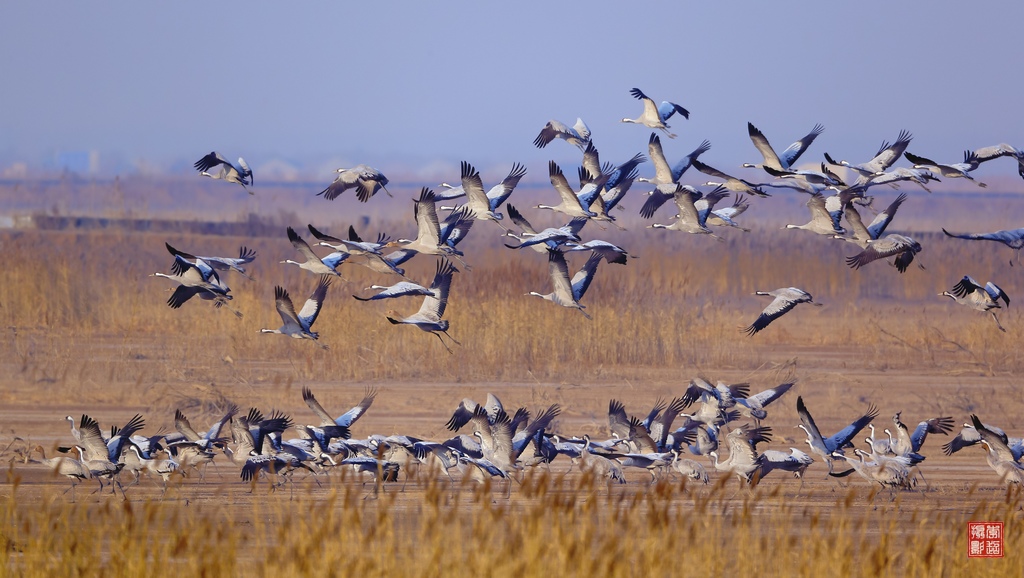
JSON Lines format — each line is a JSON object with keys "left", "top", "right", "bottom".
{"left": 528, "top": 291, "right": 553, "bottom": 302}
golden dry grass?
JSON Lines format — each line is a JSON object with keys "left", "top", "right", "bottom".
{"left": 1, "top": 222, "right": 1023, "bottom": 392}
{"left": 2, "top": 470, "right": 1023, "bottom": 577}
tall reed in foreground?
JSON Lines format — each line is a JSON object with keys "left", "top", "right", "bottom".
{"left": 1, "top": 471, "right": 1021, "bottom": 577}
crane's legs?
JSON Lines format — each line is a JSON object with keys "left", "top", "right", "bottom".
{"left": 991, "top": 312, "right": 1006, "bottom": 332}
{"left": 433, "top": 333, "right": 454, "bottom": 355}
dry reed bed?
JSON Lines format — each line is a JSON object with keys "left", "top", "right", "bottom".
{"left": 1, "top": 471, "right": 1022, "bottom": 577}
{"left": 1, "top": 222, "right": 1022, "bottom": 387}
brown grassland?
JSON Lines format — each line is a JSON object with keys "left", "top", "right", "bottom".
{"left": 1, "top": 178, "right": 1024, "bottom": 576}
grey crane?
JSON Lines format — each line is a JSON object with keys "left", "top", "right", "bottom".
{"left": 167, "top": 444, "right": 216, "bottom": 481}
{"left": 637, "top": 134, "right": 711, "bottom": 187}
{"left": 579, "top": 435, "right": 626, "bottom": 485}
{"left": 390, "top": 188, "right": 474, "bottom": 268}
{"left": 681, "top": 377, "right": 750, "bottom": 410}
{"left": 743, "top": 122, "right": 824, "bottom": 171}
{"left": 969, "top": 415, "right": 1024, "bottom": 486}
{"left": 228, "top": 408, "right": 292, "bottom": 464}
{"left": 941, "top": 227, "right": 1024, "bottom": 266}
{"left": 735, "top": 382, "right": 795, "bottom": 423}
{"left": 504, "top": 205, "right": 588, "bottom": 252}
{"left": 705, "top": 194, "right": 751, "bottom": 232}
{"left": 845, "top": 234, "right": 922, "bottom": 273}
{"left": 536, "top": 161, "right": 604, "bottom": 219}
{"left": 755, "top": 448, "right": 815, "bottom": 483}
{"left": 606, "top": 450, "right": 676, "bottom": 484}
{"left": 233, "top": 410, "right": 315, "bottom": 489}
{"left": 533, "top": 118, "right": 591, "bottom": 150}
{"left": 796, "top": 396, "right": 877, "bottom": 473}
{"left": 576, "top": 152, "right": 632, "bottom": 228}
{"left": 446, "top": 161, "right": 511, "bottom": 228}
{"left": 852, "top": 166, "right": 940, "bottom": 194}
{"left": 301, "top": 386, "right": 375, "bottom": 443}
{"left": 708, "top": 424, "right": 773, "bottom": 485}
{"left": 464, "top": 405, "right": 516, "bottom": 475}
{"left": 596, "top": 166, "right": 640, "bottom": 216}
{"left": 168, "top": 404, "right": 238, "bottom": 452}
{"left": 125, "top": 445, "right": 180, "bottom": 491}
{"left": 339, "top": 456, "right": 401, "bottom": 484}
{"left": 691, "top": 159, "right": 770, "bottom": 197}
{"left": 904, "top": 151, "right": 987, "bottom": 187}
{"left": 580, "top": 141, "right": 646, "bottom": 203}
{"left": 890, "top": 412, "right": 954, "bottom": 459}
{"left": 836, "top": 193, "right": 906, "bottom": 248}
{"left": 648, "top": 184, "right": 729, "bottom": 236}
{"left": 194, "top": 152, "right": 252, "bottom": 194}
{"left": 744, "top": 287, "right": 822, "bottom": 336}
{"left": 240, "top": 449, "right": 317, "bottom": 489}
{"left": 166, "top": 245, "right": 257, "bottom": 281}
{"left": 824, "top": 130, "right": 913, "bottom": 182}
{"left": 76, "top": 413, "right": 143, "bottom": 495}
{"left": 784, "top": 190, "right": 849, "bottom": 236}
{"left": 607, "top": 399, "right": 658, "bottom": 454}
{"left": 439, "top": 162, "right": 527, "bottom": 218}
{"left": 318, "top": 164, "right": 390, "bottom": 202}
{"left": 31, "top": 445, "right": 91, "bottom": 501}
{"left": 353, "top": 281, "right": 432, "bottom": 302}
{"left": 385, "top": 259, "right": 461, "bottom": 353}
{"left": 259, "top": 276, "right": 332, "bottom": 349}
{"left": 687, "top": 423, "right": 720, "bottom": 457}
{"left": 307, "top": 224, "right": 406, "bottom": 277}
{"left": 830, "top": 450, "right": 914, "bottom": 491}
{"left": 670, "top": 450, "right": 709, "bottom": 484}
{"left": 563, "top": 240, "right": 630, "bottom": 265}
{"left": 638, "top": 396, "right": 689, "bottom": 454}
{"left": 764, "top": 163, "right": 846, "bottom": 188}
{"left": 942, "top": 421, "right": 1024, "bottom": 461}
{"left": 940, "top": 275, "right": 1010, "bottom": 331}
{"left": 621, "top": 88, "right": 689, "bottom": 138}
{"left": 281, "top": 227, "right": 347, "bottom": 277}
{"left": 965, "top": 143, "right": 1024, "bottom": 179}
{"left": 527, "top": 249, "right": 602, "bottom": 320}
{"left": 445, "top": 393, "right": 509, "bottom": 432}
{"left": 866, "top": 424, "right": 894, "bottom": 455}
{"left": 153, "top": 244, "right": 238, "bottom": 315}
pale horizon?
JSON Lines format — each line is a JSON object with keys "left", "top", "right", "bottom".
{"left": 2, "top": 2, "right": 1024, "bottom": 186}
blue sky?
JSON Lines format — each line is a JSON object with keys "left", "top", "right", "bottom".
{"left": 2, "top": 2, "right": 1023, "bottom": 181}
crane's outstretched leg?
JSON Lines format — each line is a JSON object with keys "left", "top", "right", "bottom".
{"left": 432, "top": 332, "right": 455, "bottom": 355}
{"left": 490, "top": 219, "right": 512, "bottom": 235}
{"left": 442, "top": 330, "right": 461, "bottom": 347}
{"left": 991, "top": 312, "right": 1006, "bottom": 332}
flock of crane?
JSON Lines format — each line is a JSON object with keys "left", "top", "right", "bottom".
{"left": 171, "top": 88, "right": 1024, "bottom": 344}
{"left": 30, "top": 87, "right": 1024, "bottom": 496}
{"left": 20, "top": 379, "right": 1024, "bottom": 500}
